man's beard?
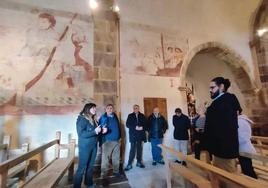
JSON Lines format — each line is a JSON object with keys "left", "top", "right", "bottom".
{"left": 210, "top": 89, "right": 220, "bottom": 99}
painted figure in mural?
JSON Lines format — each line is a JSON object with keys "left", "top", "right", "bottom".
{"left": 132, "top": 34, "right": 186, "bottom": 77}
{"left": 156, "top": 45, "right": 184, "bottom": 76}
{"left": 203, "top": 77, "right": 241, "bottom": 173}
{"left": 0, "top": 12, "right": 61, "bottom": 108}
{"left": 165, "top": 46, "right": 177, "bottom": 68}
{"left": 18, "top": 12, "right": 59, "bottom": 62}
{"left": 99, "top": 104, "right": 122, "bottom": 179}
{"left": 124, "top": 104, "right": 147, "bottom": 171}
{"left": 73, "top": 103, "right": 107, "bottom": 188}
{"left": 71, "top": 32, "right": 93, "bottom": 81}
{"left": 0, "top": 10, "right": 94, "bottom": 113}
{"left": 147, "top": 107, "right": 168, "bottom": 166}
{"left": 173, "top": 108, "right": 191, "bottom": 166}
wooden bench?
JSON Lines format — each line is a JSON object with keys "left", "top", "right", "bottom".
{"left": 0, "top": 135, "right": 30, "bottom": 186}
{"left": 0, "top": 132, "right": 75, "bottom": 188}
{"left": 160, "top": 144, "right": 268, "bottom": 188}
{"left": 245, "top": 136, "right": 268, "bottom": 180}
{"left": 251, "top": 136, "right": 268, "bottom": 158}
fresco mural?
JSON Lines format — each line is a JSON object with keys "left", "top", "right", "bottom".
{"left": 120, "top": 22, "right": 189, "bottom": 77}
{"left": 0, "top": 4, "right": 93, "bottom": 115}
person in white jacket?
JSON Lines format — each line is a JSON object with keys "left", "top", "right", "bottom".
{"left": 238, "top": 113, "right": 257, "bottom": 179}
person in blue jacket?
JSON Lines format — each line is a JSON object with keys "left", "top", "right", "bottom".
{"left": 73, "top": 103, "right": 104, "bottom": 188}
{"left": 99, "top": 104, "right": 121, "bottom": 178}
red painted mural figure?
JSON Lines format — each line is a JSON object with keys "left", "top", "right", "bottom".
{"left": 71, "top": 33, "right": 93, "bottom": 81}
{"left": 0, "top": 12, "right": 94, "bottom": 114}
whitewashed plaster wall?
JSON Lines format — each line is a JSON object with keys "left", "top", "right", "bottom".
{"left": 116, "top": 0, "right": 259, "bottom": 163}
{"left": 116, "top": 0, "right": 259, "bottom": 75}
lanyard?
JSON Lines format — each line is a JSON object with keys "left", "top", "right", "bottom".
{"left": 213, "top": 92, "right": 224, "bottom": 101}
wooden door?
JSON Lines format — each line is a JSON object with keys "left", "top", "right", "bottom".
{"left": 143, "top": 98, "right": 167, "bottom": 120}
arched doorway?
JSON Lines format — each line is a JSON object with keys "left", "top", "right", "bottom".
{"left": 180, "top": 42, "right": 263, "bottom": 134}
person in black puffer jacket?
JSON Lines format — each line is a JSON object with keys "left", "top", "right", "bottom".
{"left": 147, "top": 107, "right": 168, "bottom": 165}
{"left": 124, "top": 104, "right": 147, "bottom": 171}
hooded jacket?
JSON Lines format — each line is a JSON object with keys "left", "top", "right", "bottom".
{"left": 238, "top": 115, "right": 256, "bottom": 154}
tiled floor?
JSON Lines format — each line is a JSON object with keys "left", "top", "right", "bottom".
{"left": 124, "top": 160, "right": 191, "bottom": 188}
{"left": 125, "top": 161, "right": 167, "bottom": 188}
{"left": 58, "top": 160, "right": 195, "bottom": 188}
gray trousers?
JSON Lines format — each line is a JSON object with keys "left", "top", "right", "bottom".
{"left": 101, "top": 141, "right": 120, "bottom": 176}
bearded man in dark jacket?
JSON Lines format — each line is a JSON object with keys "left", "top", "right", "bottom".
{"left": 147, "top": 107, "right": 168, "bottom": 165}
{"left": 204, "top": 77, "right": 241, "bottom": 173}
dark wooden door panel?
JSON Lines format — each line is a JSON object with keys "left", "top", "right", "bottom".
{"left": 144, "top": 98, "right": 167, "bottom": 120}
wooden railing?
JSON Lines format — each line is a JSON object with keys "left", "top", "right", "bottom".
{"left": 0, "top": 136, "right": 11, "bottom": 162}
{"left": 0, "top": 132, "right": 61, "bottom": 188}
{"left": 160, "top": 144, "right": 268, "bottom": 188}
{"left": 252, "top": 136, "right": 268, "bottom": 157}
{"left": 245, "top": 136, "right": 268, "bottom": 180}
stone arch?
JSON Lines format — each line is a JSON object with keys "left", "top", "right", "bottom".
{"left": 180, "top": 41, "right": 256, "bottom": 94}
{"left": 247, "top": 0, "right": 268, "bottom": 135}
{"left": 249, "top": 0, "right": 265, "bottom": 42}
{"left": 249, "top": 0, "right": 268, "bottom": 87}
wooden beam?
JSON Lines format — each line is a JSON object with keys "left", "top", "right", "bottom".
{"left": 159, "top": 145, "right": 268, "bottom": 188}
{"left": 3, "top": 136, "right": 11, "bottom": 147}
{"left": 0, "top": 145, "right": 7, "bottom": 150}
{"left": 253, "top": 144, "right": 268, "bottom": 150}
{"left": 253, "top": 164, "right": 268, "bottom": 173}
{"left": 68, "top": 139, "right": 75, "bottom": 182}
{"left": 162, "top": 151, "right": 171, "bottom": 188}
{"left": 252, "top": 136, "right": 268, "bottom": 143}
{"left": 20, "top": 158, "right": 57, "bottom": 187}
{"left": 55, "top": 131, "right": 61, "bottom": 159}
{"left": 240, "top": 152, "right": 268, "bottom": 163}
{"left": 0, "top": 170, "right": 7, "bottom": 188}
{"left": 170, "top": 163, "right": 212, "bottom": 188}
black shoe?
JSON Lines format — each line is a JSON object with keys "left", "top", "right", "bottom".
{"left": 136, "top": 162, "right": 145, "bottom": 168}
{"left": 175, "top": 160, "right": 181, "bottom": 164}
{"left": 182, "top": 161, "right": 187, "bottom": 166}
{"left": 101, "top": 178, "right": 109, "bottom": 187}
{"left": 152, "top": 161, "right": 157, "bottom": 166}
{"left": 157, "top": 160, "right": 165, "bottom": 165}
{"left": 124, "top": 164, "right": 132, "bottom": 171}
{"left": 113, "top": 172, "right": 122, "bottom": 177}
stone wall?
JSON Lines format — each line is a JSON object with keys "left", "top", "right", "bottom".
{"left": 92, "top": 0, "right": 119, "bottom": 111}
{"left": 249, "top": 0, "right": 268, "bottom": 135}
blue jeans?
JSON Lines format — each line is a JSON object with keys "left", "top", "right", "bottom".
{"left": 151, "top": 138, "right": 163, "bottom": 161}
{"left": 73, "top": 145, "right": 97, "bottom": 188}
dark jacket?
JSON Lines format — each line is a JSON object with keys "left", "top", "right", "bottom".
{"left": 76, "top": 115, "right": 98, "bottom": 148}
{"left": 173, "top": 113, "right": 190, "bottom": 140}
{"left": 126, "top": 112, "right": 147, "bottom": 142}
{"left": 204, "top": 93, "right": 240, "bottom": 159}
{"left": 147, "top": 114, "right": 168, "bottom": 139}
{"left": 99, "top": 112, "right": 121, "bottom": 144}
